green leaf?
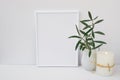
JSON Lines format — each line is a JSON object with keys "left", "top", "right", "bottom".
{"left": 80, "top": 21, "right": 89, "bottom": 27}
{"left": 89, "top": 49, "right": 92, "bottom": 57}
{"left": 80, "top": 44, "right": 83, "bottom": 50}
{"left": 94, "top": 41, "right": 107, "bottom": 44}
{"left": 86, "top": 28, "right": 93, "bottom": 34}
{"left": 92, "top": 42, "right": 95, "bottom": 48}
{"left": 88, "top": 42, "right": 95, "bottom": 49}
{"left": 93, "top": 44, "right": 103, "bottom": 49}
{"left": 80, "top": 42, "right": 86, "bottom": 51}
{"left": 75, "top": 40, "right": 81, "bottom": 50}
{"left": 87, "top": 38, "right": 95, "bottom": 48}
{"left": 83, "top": 26, "right": 89, "bottom": 30}
{"left": 88, "top": 11, "right": 93, "bottom": 20}
{"left": 95, "top": 19, "right": 104, "bottom": 24}
{"left": 92, "top": 31, "right": 95, "bottom": 38}
{"left": 82, "top": 47, "right": 85, "bottom": 51}
{"left": 94, "top": 31, "right": 105, "bottom": 35}
{"left": 83, "top": 26, "right": 91, "bottom": 30}
{"left": 87, "top": 38, "right": 92, "bottom": 41}
{"left": 93, "top": 16, "right": 98, "bottom": 20}
{"left": 80, "top": 30, "right": 86, "bottom": 35}
{"left": 68, "top": 35, "right": 81, "bottom": 39}
{"left": 92, "top": 39, "right": 95, "bottom": 48}
{"left": 75, "top": 25, "right": 80, "bottom": 35}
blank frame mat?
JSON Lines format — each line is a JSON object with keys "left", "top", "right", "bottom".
{"left": 35, "top": 10, "right": 79, "bottom": 66}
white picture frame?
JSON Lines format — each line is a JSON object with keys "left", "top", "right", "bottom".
{"left": 35, "top": 10, "right": 80, "bottom": 67}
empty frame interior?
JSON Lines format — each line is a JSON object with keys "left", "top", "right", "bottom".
{"left": 35, "top": 10, "right": 79, "bottom": 66}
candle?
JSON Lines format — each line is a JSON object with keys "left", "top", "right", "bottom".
{"left": 96, "top": 51, "right": 115, "bottom": 76}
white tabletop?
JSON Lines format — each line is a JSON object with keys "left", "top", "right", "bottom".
{"left": 0, "top": 65, "right": 119, "bottom": 80}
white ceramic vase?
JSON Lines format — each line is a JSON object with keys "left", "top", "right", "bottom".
{"left": 81, "top": 50, "right": 96, "bottom": 71}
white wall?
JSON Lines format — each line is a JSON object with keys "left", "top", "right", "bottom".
{"left": 0, "top": 0, "right": 120, "bottom": 64}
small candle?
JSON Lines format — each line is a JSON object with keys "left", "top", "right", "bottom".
{"left": 96, "top": 51, "right": 115, "bottom": 76}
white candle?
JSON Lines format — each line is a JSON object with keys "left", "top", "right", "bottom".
{"left": 96, "top": 51, "right": 115, "bottom": 76}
